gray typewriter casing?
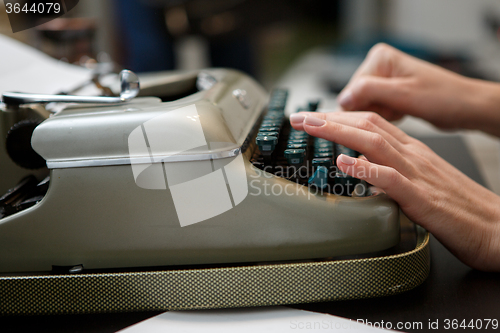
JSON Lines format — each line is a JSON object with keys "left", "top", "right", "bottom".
{"left": 0, "top": 69, "right": 400, "bottom": 273}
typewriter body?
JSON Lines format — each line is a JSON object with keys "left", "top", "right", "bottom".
{"left": 0, "top": 68, "right": 400, "bottom": 274}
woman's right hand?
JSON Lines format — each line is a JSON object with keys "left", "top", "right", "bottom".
{"left": 337, "top": 43, "right": 500, "bottom": 137}
{"left": 290, "top": 111, "right": 500, "bottom": 271}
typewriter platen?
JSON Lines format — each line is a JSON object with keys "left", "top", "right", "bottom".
{"left": 0, "top": 68, "right": 400, "bottom": 274}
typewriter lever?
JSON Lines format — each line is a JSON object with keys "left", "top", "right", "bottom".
{"left": 1, "top": 70, "right": 140, "bottom": 107}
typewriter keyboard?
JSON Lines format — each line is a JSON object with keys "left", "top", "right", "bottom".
{"left": 250, "top": 89, "right": 367, "bottom": 197}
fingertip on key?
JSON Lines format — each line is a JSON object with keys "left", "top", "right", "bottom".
{"left": 338, "top": 90, "right": 354, "bottom": 110}
{"left": 339, "top": 154, "right": 356, "bottom": 165}
{"left": 289, "top": 113, "right": 306, "bottom": 124}
{"left": 304, "top": 116, "right": 326, "bottom": 127}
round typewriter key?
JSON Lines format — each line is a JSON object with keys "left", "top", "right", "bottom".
{"left": 266, "top": 111, "right": 284, "bottom": 117}
{"left": 261, "top": 120, "right": 281, "bottom": 127}
{"left": 268, "top": 101, "right": 286, "bottom": 109}
{"left": 271, "top": 89, "right": 288, "bottom": 97}
{"left": 315, "top": 148, "right": 332, "bottom": 154}
{"left": 259, "top": 126, "right": 280, "bottom": 133}
{"left": 289, "top": 136, "right": 308, "bottom": 142}
{"left": 270, "top": 103, "right": 286, "bottom": 109}
{"left": 288, "top": 139, "right": 308, "bottom": 145}
{"left": 335, "top": 144, "right": 358, "bottom": 157}
{"left": 314, "top": 152, "right": 333, "bottom": 158}
{"left": 312, "top": 158, "right": 333, "bottom": 168}
{"left": 289, "top": 132, "right": 308, "bottom": 139}
{"left": 269, "top": 100, "right": 285, "bottom": 104}
{"left": 268, "top": 108, "right": 285, "bottom": 113}
{"left": 284, "top": 149, "right": 305, "bottom": 165}
{"left": 257, "top": 131, "right": 279, "bottom": 138}
{"left": 264, "top": 115, "right": 283, "bottom": 122}
{"left": 308, "top": 166, "right": 329, "bottom": 189}
{"left": 269, "top": 100, "right": 285, "bottom": 106}
{"left": 256, "top": 136, "right": 278, "bottom": 152}
{"left": 287, "top": 143, "right": 307, "bottom": 150}
{"left": 270, "top": 94, "right": 286, "bottom": 101}
{"left": 314, "top": 143, "right": 332, "bottom": 149}
{"left": 308, "top": 100, "right": 320, "bottom": 111}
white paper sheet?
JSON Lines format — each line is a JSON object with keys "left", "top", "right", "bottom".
{"left": 118, "top": 307, "right": 395, "bottom": 333}
{"left": 0, "top": 34, "right": 91, "bottom": 95}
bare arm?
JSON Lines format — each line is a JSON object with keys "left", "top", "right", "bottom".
{"left": 337, "top": 43, "right": 500, "bottom": 137}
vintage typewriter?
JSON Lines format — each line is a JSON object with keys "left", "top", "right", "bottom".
{"left": 0, "top": 69, "right": 429, "bottom": 314}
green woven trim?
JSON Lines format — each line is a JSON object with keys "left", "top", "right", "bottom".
{"left": 0, "top": 227, "right": 430, "bottom": 315}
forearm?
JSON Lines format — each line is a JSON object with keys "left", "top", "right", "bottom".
{"left": 459, "top": 78, "right": 500, "bottom": 137}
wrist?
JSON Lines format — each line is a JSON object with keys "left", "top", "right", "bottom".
{"left": 472, "top": 195, "right": 500, "bottom": 271}
{"left": 459, "top": 78, "right": 500, "bottom": 136}
{"left": 451, "top": 188, "right": 500, "bottom": 271}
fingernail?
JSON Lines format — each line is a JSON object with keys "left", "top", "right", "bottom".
{"left": 339, "top": 154, "right": 356, "bottom": 165}
{"left": 338, "top": 90, "right": 354, "bottom": 110}
{"left": 304, "top": 116, "right": 326, "bottom": 127}
{"left": 290, "top": 113, "right": 306, "bottom": 123}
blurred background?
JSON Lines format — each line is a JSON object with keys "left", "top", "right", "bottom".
{"left": 2, "top": 0, "right": 500, "bottom": 88}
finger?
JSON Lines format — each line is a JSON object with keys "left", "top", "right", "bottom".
{"left": 337, "top": 43, "right": 405, "bottom": 111}
{"left": 337, "top": 76, "right": 412, "bottom": 113}
{"left": 290, "top": 112, "right": 312, "bottom": 131}
{"left": 342, "top": 43, "right": 401, "bottom": 90}
{"left": 343, "top": 44, "right": 393, "bottom": 84}
{"left": 341, "top": 111, "right": 410, "bottom": 143}
{"left": 303, "top": 116, "right": 412, "bottom": 174}
{"left": 292, "top": 111, "right": 410, "bottom": 146}
{"left": 320, "top": 113, "right": 403, "bottom": 149}
{"left": 289, "top": 112, "right": 326, "bottom": 131}
{"left": 336, "top": 154, "right": 416, "bottom": 208}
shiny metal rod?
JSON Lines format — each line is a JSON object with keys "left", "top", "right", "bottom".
{"left": 2, "top": 70, "right": 140, "bottom": 106}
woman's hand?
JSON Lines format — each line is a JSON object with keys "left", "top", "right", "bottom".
{"left": 290, "top": 111, "right": 500, "bottom": 271}
{"left": 337, "top": 43, "right": 500, "bottom": 137}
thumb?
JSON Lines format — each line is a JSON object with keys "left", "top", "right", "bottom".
{"left": 338, "top": 76, "right": 410, "bottom": 112}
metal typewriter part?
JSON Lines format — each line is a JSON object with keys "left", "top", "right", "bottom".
{"left": 1, "top": 70, "right": 140, "bottom": 106}
{"left": 0, "top": 68, "right": 429, "bottom": 314}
